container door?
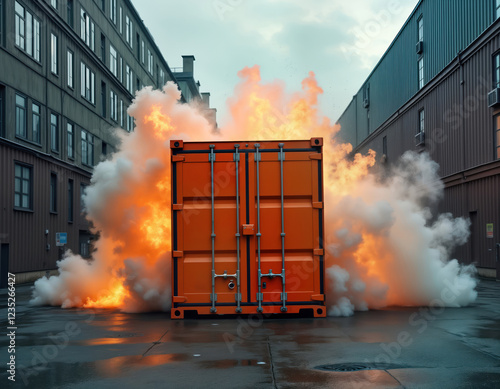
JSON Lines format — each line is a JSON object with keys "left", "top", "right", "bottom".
{"left": 249, "top": 146, "right": 324, "bottom": 312}
{"left": 172, "top": 147, "right": 246, "bottom": 311}
{"left": 172, "top": 140, "right": 324, "bottom": 315}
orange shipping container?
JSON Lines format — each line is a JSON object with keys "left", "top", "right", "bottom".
{"left": 170, "top": 139, "right": 326, "bottom": 319}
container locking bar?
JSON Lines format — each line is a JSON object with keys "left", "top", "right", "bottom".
{"left": 209, "top": 145, "right": 217, "bottom": 313}
{"left": 255, "top": 143, "right": 263, "bottom": 313}
{"left": 278, "top": 143, "right": 287, "bottom": 312}
{"left": 234, "top": 144, "right": 242, "bottom": 312}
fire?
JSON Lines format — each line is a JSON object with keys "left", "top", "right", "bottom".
{"left": 144, "top": 105, "right": 175, "bottom": 140}
{"left": 31, "top": 66, "right": 477, "bottom": 315}
{"left": 140, "top": 202, "right": 171, "bottom": 251}
{"left": 83, "top": 282, "right": 129, "bottom": 309}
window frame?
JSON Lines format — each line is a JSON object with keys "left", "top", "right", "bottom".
{"left": 110, "top": 0, "right": 116, "bottom": 23}
{"left": 67, "top": 121, "right": 74, "bottom": 159}
{"left": 81, "top": 129, "right": 94, "bottom": 167}
{"left": 32, "top": 102, "right": 40, "bottom": 144}
{"left": 50, "top": 112, "right": 59, "bottom": 152}
{"left": 14, "top": 162, "right": 33, "bottom": 211}
{"left": 68, "top": 178, "right": 74, "bottom": 223}
{"left": 110, "top": 89, "right": 117, "bottom": 122}
{"left": 417, "top": 15, "right": 423, "bottom": 42}
{"left": 15, "top": 93, "right": 27, "bottom": 139}
{"left": 50, "top": 33, "right": 58, "bottom": 75}
{"left": 67, "top": 49, "right": 74, "bottom": 88}
{"left": 80, "top": 7, "right": 95, "bottom": 51}
{"left": 110, "top": 44, "right": 117, "bottom": 76}
{"left": 50, "top": 171, "right": 58, "bottom": 214}
{"left": 81, "top": 61, "right": 96, "bottom": 104}
{"left": 418, "top": 57, "right": 424, "bottom": 89}
{"left": 15, "top": 1, "right": 41, "bottom": 62}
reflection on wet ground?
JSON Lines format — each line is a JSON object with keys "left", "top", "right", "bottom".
{"left": 1, "top": 280, "right": 500, "bottom": 388}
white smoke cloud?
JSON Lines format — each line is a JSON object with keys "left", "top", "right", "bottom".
{"left": 326, "top": 152, "right": 477, "bottom": 316}
{"left": 30, "top": 71, "right": 477, "bottom": 318}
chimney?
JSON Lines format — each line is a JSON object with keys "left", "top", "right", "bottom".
{"left": 182, "top": 55, "right": 195, "bottom": 74}
{"left": 201, "top": 92, "right": 210, "bottom": 107}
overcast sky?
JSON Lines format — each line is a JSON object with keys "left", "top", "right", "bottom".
{"left": 133, "top": 0, "right": 419, "bottom": 127}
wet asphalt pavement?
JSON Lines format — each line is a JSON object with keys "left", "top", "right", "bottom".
{"left": 1, "top": 280, "right": 500, "bottom": 388}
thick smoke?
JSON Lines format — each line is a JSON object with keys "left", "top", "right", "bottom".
{"left": 31, "top": 67, "right": 477, "bottom": 315}
{"left": 325, "top": 152, "right": 476, "bottom": 316}
{"left": 31, "top": 83, "right": 218, "bottom": 311}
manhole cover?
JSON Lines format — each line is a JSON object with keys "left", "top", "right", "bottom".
{"left": 315, "top": 363, "right": 408, "bottom": 372}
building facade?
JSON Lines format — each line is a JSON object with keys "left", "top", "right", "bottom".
{"left": 0, "top": 0, "right": 215, "bottom": 286}
{"left": 337, "top": 0, "right": 500, "bottom": 278}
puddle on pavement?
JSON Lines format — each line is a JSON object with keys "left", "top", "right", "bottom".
{"left": 197, "top": 359, "right": 267, "bottom": 369}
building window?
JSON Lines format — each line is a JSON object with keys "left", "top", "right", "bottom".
{"left": 141, "top": 40, "right": 145, "bottom": 63}
{"left": 101, "top": 81, "right": 106, "bottom": 117}
{"left": 81, "top": 130, "right": 94, "bottom": 166}
{"left": 415, "top": 108, "right": 425, "bottom": 146}
{"left": 67, "top": 50, "right": 74, "bottom": 88}
{"left": 125, "top": 15, "right": 133, "bottom": 48}
{"left": 32, "top": 103, "right": 40, "bottom": 144}
{"left": 80, "top": 183, "right": 87, "bottom": 213}
{"left": 50, "top": 172, "right": 57, "bottom": 213}
{"left": 127, "top": 112, "right": 134, "bottom": 132}
{"left": 495, "top": 114, "right": 500, "bottom": 159}
{"left": 100, "top": 33, "right": 105, "bottom": 62}
{"left": 14, "top": 163, "right": 32, "bottom": 210}
{"left": 102, "top": 141, "right": 108, "bottom": 157}
{"left": 383, "top": 136, "right": 387, "bottom": 156}
{"left": 120, "top": 99, "right": 124, "bottom": 128}
{"left": 50, "top": 113, "right": 59, "bottom": 152}
{"left": 419, "top": 109, "right": 425, "bottom": 134}
{"left": 15, "top": 1, "right": 40, "bottom": 61}
{"left": 110, "top": 0, "right": 116, "bottom": 23}
{"left": 494, "top": 53, "right": 500, "bottom": 88}
{"left": 110, "top": 45, "right": 117, "bottom": 76}
{"left": 148, "top": 50, "right": 154, "bottom": 75}
{"left": 160, "top": 69, "right": 165, "bottom": 86}
{"left": 67, "top": 122, "right": 74, "bottom": 159}
{"left": 15, "top": 94, "right": 26, "bottom": 138}
{"left": 417, "top": 16, "right": 423, "bottom": 42}
{"left": 68, "top": 179, "right": 74, "bottom": 222}
{"left": 136, "top": 33, "right": 140, "bottom": 59}
{"left": 51, "top": 0, "right": 57, "bottom": 9}
{"left": 51, "top": 33, "right": 58, "bottom": 74}
{"left": 14, "top": 2, "right": 24, "bottom": 49}
{"left": 119, "top": 6, "right": 122, "bottom": 34}
{"left": 67, "top": 0, "right": 73, "bottom": 28}
{"left": 110, "top": 90, "right": 117, "bottom": 121}
{"left": 497, "top": 0, "right": 500, "bottom": 19}
{"left": 418, "top": 57, "right": 424, "bottom": 89}
{"left": 80, "top": 7, "right": 95, "bottom": 51}
{"left": 126, "top": 64, "right": 133, "bottom": 94}
{"left": 0, "top": 86, "right": 4, "bottom": 138}
{"left": 81, "top": 62, "right": 95, "bottom": 104}
{"left": 119, "top": 56, "right": 123, "bottom": 82}
{"left": 100, "top": 0, "right": 105, "bottom": 12}
{"left": 0, "top": 0, "right": 4, "bottom": 47}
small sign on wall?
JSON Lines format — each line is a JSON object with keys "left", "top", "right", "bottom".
{"left": 486, "top": 223, "right": 494, "bottom": 239}
{"left": 56, "top": 232, "right": 67, "bottom": 246}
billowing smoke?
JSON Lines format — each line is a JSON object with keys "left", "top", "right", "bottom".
{"left": 31, "top": 66, "right": 477, "bottom": 315}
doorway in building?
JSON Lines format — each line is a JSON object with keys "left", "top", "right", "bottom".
{"left": 0, "top": 244, "right": 9, "bottom": 289}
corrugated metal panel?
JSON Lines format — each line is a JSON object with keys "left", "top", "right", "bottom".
{"left": 338, "top": 0, "right": 495, "bottom": 148}
{"left": 0, "top": 142, "right": 91, "bottom": 273}
{"left": 170, "top": 139, "right": 326, "bottom": 319}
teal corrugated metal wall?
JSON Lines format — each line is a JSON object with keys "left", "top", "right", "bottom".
{"left": 338, "top": 0, "right": 495, "bottom": 147}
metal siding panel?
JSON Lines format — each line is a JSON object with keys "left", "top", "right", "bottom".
{"left": 0, "top": 142, "right": 91, "bottom": 273}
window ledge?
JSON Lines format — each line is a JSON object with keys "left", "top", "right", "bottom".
{"left": 14, "top": 207, "right": 34, "bottom": 213}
